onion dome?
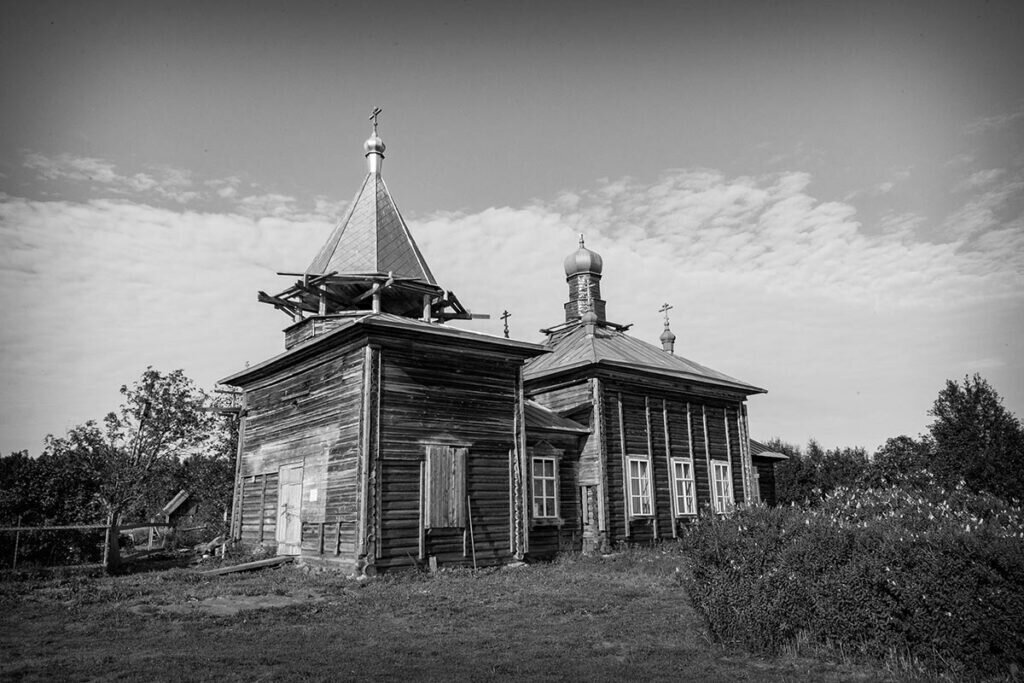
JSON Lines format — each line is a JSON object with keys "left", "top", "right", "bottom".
{"left": 364, "top": 134, "right": 386, "bottom": 156}
{"left": 659, "top": 303, "right": 676, "bottom": 354}
{"left": 563, "top": 234, "right": 604, "bottom": 277}
{"left": 660, "top": 326, "right": 677, "bottom": 346}
{"left": 364, "top": 107, "right": 386, "bottom": 174}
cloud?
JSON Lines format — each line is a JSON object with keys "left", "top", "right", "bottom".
{"left": 2, "top": 164, "right": 1022, "bottom": 457}
{"left": 22, "top": 152, "right": 201, "bottom": 204}
{"left": 965, "top": 107, "right": 1024, "bottom": 135}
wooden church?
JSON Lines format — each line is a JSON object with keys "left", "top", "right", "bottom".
{"left": 222, "top": 114, "right": 768, "bottom": 574}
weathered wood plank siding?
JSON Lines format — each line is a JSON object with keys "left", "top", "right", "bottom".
{"left": 525, "top": 436, "right": 583, "bottom": 558}
{"left": 530, "top": 382, "right": 591, "bottom": 414}
{"left": 373, "top": 342, "right": 523, "bottom": 570}
{"left": 234, "top": 342, "right": 364, "bottom": 569}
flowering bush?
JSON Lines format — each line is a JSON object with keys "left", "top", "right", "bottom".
{"left": 681, "top": 478, "right": 1024, "bottom": 676}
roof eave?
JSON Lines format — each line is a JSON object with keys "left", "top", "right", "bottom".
{"left": 524, "top": 358, "right": 766, "bottom": 396}
{"left": 221, "top": 314, "right": 549, "bottom": 386}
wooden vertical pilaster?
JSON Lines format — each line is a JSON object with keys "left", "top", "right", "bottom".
{"left": 258, "top": 473, "right": 268, "bottom": 543}
{"left": 592, "top": 378, "right": 609, "bottom": 536}
{"left": 617, "top": 393, "right": 630, "bottom": 538}
{"left": 663, "top": 400, "right": 677, "bottom": 538}
{"left": 702, "top": 404, "right": 713, "bottom": 513}
{"left": 644, "top": 396, "right": 658, "bottom": 540}
{"left": 373, "top": 348, "right": 383, "bottom": 559}
{"left": 738, "top": 404, "right": 757, "bottom": 504}
{"left": 516, "top": 367, "right": 529, "bottom": 556}
{"left": 724, "top": 409, "right": 733, "bottom": 505}
{"left": 229, "top": 394, "right": 248, "bottom": 543}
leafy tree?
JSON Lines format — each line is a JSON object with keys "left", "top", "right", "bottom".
{"left": 173, "top": 407, "right": 239, "bottom": 539}
{"left": 774, "top": 439, "right": 870, "bottom": 505}
{"left": 927, "top": 374, "right": 1024, "bottom": 501}
{"left": 43, "top": 368, "right": 217, "bottom": 571}
{"left": 859, "top": 434, "right": 933, "bottom": 489}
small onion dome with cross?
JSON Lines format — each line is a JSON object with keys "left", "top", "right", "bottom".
{"left": 563, "top": 235, "right": 604, "bottom": 277}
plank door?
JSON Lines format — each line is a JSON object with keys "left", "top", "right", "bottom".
{"left": 276, "top": 463, "right": 303, "bottom": 555}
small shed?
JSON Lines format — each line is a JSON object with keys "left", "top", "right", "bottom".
{"left": 748, "top": 439, "right": 789, "bottom": 506}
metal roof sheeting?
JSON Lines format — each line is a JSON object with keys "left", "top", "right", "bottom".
{"left": 523, "top": 322, "right": 765, "bottom": 394}
{"left": 306, "top": 174, "right": 436, "bottom": 284}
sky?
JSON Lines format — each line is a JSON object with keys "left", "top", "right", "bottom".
{"left": 1, "top": 0, "right": 1023, "bottom": 456}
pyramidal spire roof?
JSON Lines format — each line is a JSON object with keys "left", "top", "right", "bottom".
{"left": 306, "top": 112, "right": 436, "bottom": 284}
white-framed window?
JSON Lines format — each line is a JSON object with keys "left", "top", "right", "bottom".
{"left": 531, "top": 456, "right": 559, "bottom": 519}
{"left": 711, "top": 460, "right": 734, "bottom": 513}
{"left": 627, "top": 456, "right": 653, "bottom": 517}
{"left": 670, "top": 458, "right": 697, "bottom": 516}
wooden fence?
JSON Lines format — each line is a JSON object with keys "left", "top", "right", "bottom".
{"left": 0, "top": 519, "right": 173, "bottom": 570}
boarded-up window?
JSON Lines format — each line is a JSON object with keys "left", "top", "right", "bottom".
{"left": 424, "top": 445, "right": 467, "bottom": 529}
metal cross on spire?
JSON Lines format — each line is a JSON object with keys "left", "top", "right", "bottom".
{"left": 500, "top": 310, "right": 511, "bottom": 339}
{"left": 659, "top": 302, "right": 673, "bottom": 327}
{"left": 369, "top": 106, "right": 382, "bottom": 135}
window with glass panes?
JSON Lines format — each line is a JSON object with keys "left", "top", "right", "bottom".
{"left": 627, "top": 457, "right": 653, "bottom": 516}
{"left": 711, "top": 460, "right": 734, "bottom": 512}
{"left": 531, "top": 456, "right": 558, "bottom": 519}
{"left": 671, "top": 458, "right": 697, "bottom": 515}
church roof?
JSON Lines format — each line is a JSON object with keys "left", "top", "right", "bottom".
{"left": 221, "top": 312, "right": 545, "bottom": 386}
{"left": 523, "top": 322, "right": 765, "bottom": 395}
{"left": 306, "top": 172, "right": 437, "bottom": 284}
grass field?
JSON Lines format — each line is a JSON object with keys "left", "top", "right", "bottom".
{"left": 0, "top": 549, "right": 896, "bottom": 682}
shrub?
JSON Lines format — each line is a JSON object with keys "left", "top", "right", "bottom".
{"left": 681, "top": 482, "right": 1024, "bottom": 677}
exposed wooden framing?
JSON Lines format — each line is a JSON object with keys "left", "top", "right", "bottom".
{"left": 296, "top": 282, "right": 351, "bottom": 308}
{"left": 617, "top": 393, "right": 630, "bottom": 538}
{"left": 257, "top": 291, "right": 304, "bottom": 320}
{"left": 663, "top": 399, "right": 677, "bottom": 538}
{"left": 319, "top": 522, "right": 326, "bottom": 555}
{"left": 702, "top": 404, "right": 713, "bottom": 514}
{"left": 422, "top": 294, "right": 432, "bottom": 322}
{"left": 419, "top": 460, "right": 426, "bottom": 560}
{"left": 335, "top": 521, "right": 342, "bottom": 556}
{"left": 593, "top": 378, "right": 609, "bottom": 534}
{"left": 644, "top": 397, "right": 658, "bottom": 540}
{"left": 352, "top": 279, "right": 390, "bottom": 304}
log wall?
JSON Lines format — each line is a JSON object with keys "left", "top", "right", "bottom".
{"left": 597, "top": 377, "right": 752, "bottom": 545}
{"left": 372, "top": 341, "right": 524, "bottom": 570}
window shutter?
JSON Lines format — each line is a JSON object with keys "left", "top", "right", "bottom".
{"left": 425, "top": 445, "right": 467, "bottom": 529}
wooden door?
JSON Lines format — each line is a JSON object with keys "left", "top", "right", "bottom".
{"left": 277, "top": 464, "right": 303, "bottom": 555}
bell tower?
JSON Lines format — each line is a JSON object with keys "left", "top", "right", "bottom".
{"left": 256, "top": 109, "right": 477, "bottom": 348}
